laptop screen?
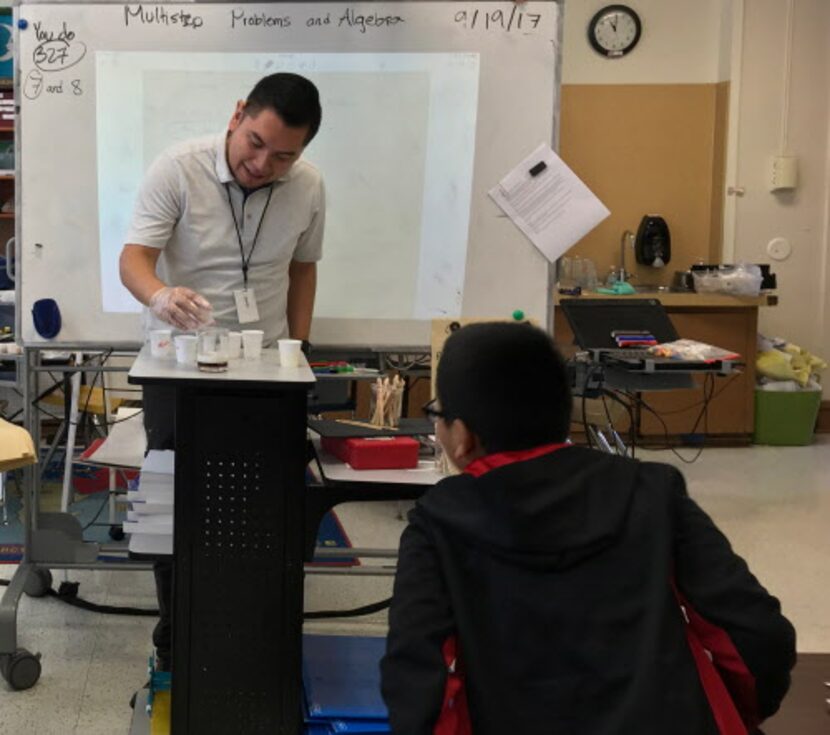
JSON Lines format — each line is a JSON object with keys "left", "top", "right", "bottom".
{"left": 559, "top": 299, "right": 680, "bottom": 350}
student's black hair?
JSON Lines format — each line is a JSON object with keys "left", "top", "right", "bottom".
{"left": 436, "top": 322, "right": 572, "bottom": 453}
{"left": 244, "top": 73, "right": 322, "bottom": 145}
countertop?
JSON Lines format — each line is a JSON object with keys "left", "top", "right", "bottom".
{"left": 554, "top": 291, "right": 777, "bottom": 308}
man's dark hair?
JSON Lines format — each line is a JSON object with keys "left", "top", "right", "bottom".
{"left": 244, "top": 73, "right": 322, "bottom": 145}
{"left": 436, "top": 322, "right": 572, "bottom": 453}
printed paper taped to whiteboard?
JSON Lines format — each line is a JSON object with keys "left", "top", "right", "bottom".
{"left": 489, "top": 143, "right": 610, "bottom": 262}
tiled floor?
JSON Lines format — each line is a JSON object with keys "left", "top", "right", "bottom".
{"left": 0, "top": 438, "right": 828, "bottom": 733}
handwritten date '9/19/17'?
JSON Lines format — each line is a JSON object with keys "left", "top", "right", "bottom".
{"left": 454, "top": 7, "right": 541, "bottom": 32}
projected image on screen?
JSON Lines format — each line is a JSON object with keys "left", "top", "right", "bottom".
{"left": 97, "top": 52, "right": 479, "bottom": 321}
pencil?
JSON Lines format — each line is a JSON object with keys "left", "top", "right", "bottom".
{"left": 333, "top": 418, "right": 398, "bottom": 432}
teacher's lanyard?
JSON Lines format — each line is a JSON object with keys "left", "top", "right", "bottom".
{"left": 225, "top": 183, "right": 274, "bottom": 290}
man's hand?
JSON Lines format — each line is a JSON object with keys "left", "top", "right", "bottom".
{"left": 149, "top": 286, "right": 213, "bottom": 330}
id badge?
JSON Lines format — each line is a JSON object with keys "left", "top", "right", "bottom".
{"left": 234, "top": 288, "right": 260, "bottom": 324}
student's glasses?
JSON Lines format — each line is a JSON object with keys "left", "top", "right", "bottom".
{"left": 422, "top": 398, "right": 447, "bottom": 424}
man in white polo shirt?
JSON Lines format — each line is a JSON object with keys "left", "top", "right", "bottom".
{"left": 119, "top": 72, "right": 323, "bottom": 675}
{"left": 120, "top": 72, "right": 324, "bottom": 351}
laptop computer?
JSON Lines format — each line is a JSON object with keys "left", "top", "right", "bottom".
{"left": 558, "top": 298, "right": 732, "bottom": 373}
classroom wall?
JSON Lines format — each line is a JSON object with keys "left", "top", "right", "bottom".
{"left": 560, "top": 0, "right": 830, "bottom": 401}
{"left": 728, "top": 0, "right": 830, "bottom": 375}
{"left": 558, "top": 0, "right": 731, "bottom": 285}
{"left": 9, "top": 0, "right": 829, "bottom": 390}
{"left": 559, "top": 83, "right": 727, "bottom": 281}
{"left": 561, "top": 0, "right": 727, "bottom": 85}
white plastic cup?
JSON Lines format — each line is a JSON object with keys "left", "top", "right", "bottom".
{"left": 278, "top": 338, "right": 302, "bottom": 368}
{"left": 149, "top": 329, "right": 173, "bottom": 359}
{"left": 242, "top": 329, "right": 264, "bottom": 360}
{"left": 174, "top": 334, "right": 198, "bottom": 366}
{"left": 227, "top": 331, "right": 242, "bottom": 359}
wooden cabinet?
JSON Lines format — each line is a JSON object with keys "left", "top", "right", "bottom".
{"left": 554, "top": 294, "right": 773, "bottom": 444}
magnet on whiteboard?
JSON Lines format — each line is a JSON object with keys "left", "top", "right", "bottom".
{"left": 32, "top": 298, "right": 62, "bottom": 339}
{"left": 766, "top": 237, "right": 791, "bottom": 261}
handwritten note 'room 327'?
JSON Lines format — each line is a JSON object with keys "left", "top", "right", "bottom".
{"left": 23, "top": 18, "right": 86, "bottom": 100}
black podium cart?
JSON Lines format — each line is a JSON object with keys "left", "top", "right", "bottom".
{"left": 129, "top": 347, "right": 315, "bottom": 735}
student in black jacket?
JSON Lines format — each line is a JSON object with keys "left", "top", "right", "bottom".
{"left": 381, "top": 322, "right": 795, "bottom": 735}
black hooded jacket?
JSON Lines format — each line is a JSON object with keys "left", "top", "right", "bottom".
{"left": 381, "top": 446, "right": 795, "bottom": 735}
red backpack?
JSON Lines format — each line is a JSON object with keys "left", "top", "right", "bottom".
{"left": 434, "top": 636, "right": 472, "bottom": 735}
{"left": 433, "top": 587, "right": 757, "bottom": 735}
{"left": 672, "top": 581, "right": 757, "bottom": 735}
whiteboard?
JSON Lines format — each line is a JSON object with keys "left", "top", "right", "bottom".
{"left": 17, "top": 2, "right": 561, "bottom": 349}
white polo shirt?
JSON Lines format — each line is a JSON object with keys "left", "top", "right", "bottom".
{"left": 126, "top": 133, "right": 325, "bottom": 346}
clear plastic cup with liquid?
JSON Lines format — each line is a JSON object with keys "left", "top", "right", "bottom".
{"left": 197, "top": 327, "right": 229, "bottom": 372}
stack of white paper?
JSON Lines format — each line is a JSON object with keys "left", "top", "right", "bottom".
{"left": 126, "top": 450, "right": 174, "bottom": 556}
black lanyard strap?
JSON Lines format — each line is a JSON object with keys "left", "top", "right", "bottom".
{"left": 225, "top": 183, "right": 274, "bottom": 289}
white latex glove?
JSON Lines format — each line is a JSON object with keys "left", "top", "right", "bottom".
{"left": 149, "top": 286, "right": 213, "bottom": 330}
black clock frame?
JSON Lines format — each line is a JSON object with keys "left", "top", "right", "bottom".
{"left": 588, "top": 4, "right": 642, "bottom": 59}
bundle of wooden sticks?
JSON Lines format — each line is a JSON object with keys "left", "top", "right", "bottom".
{"left": 370, "top": 374, "right": 405, "bottom": 428}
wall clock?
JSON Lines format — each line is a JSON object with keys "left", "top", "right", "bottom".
{"left": 588, "top": 5, "right": 642, "bottom": 58}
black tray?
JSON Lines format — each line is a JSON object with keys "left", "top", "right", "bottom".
{"left": 308, "top": 417, "right": 433, "bottom": 438}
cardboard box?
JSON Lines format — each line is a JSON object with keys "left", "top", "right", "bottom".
{"left": 321, "top": 436, "right": 419, "bottom": 470}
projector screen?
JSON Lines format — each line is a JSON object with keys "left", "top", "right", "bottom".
{"left": 97, "top": 51, "right": 480, "bottom": 321}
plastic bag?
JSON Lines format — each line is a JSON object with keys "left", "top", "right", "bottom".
{"left": 692, "top": 264, "right": 763, "bottom": 296}
{"left": 756, "top": 350, "right": 811, "bottom": 386}
{"left": 756, "top": 339, "right": 827, "bottom": 387}
{"left": 649, "top": 339, "right": 739, "bottom": 362}
{"left": 757, "top": 378, "right": 821, "bottom": 393}
{"left": 780, "top": 342, "right": 827, "bottom": 373}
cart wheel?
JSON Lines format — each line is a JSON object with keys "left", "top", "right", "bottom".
{"left": 108, "top": 525, "right": 125, "bottom": 541}
{"left": 0, "top": 649, "right": 42, "bottom": 690}
{"left": 23, "top": 567, "right": 53, "bottom": 598}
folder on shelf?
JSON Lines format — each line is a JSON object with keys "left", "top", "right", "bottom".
{"left": 141, "top": 449, "right": 174, "bottom": 475}
{"left": 126, "top": 449, "right": 175, "bottom": 557}
{"left": 125, "top": 501, "right": 173, "bottom": 515}
{"left": 127, "top": 533, "right": 172, "bottom": 556}
{"left": 303, "top": 635, "right": 389, "bottom": 721}
{"left": 122, "top": 516, "right": 173, "bottom": 535}
{"left": 78, "top": 407, "right": 146, "bottom": 469}
{"left": 0, "top": 418, "right": 37, "bottom": 472}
